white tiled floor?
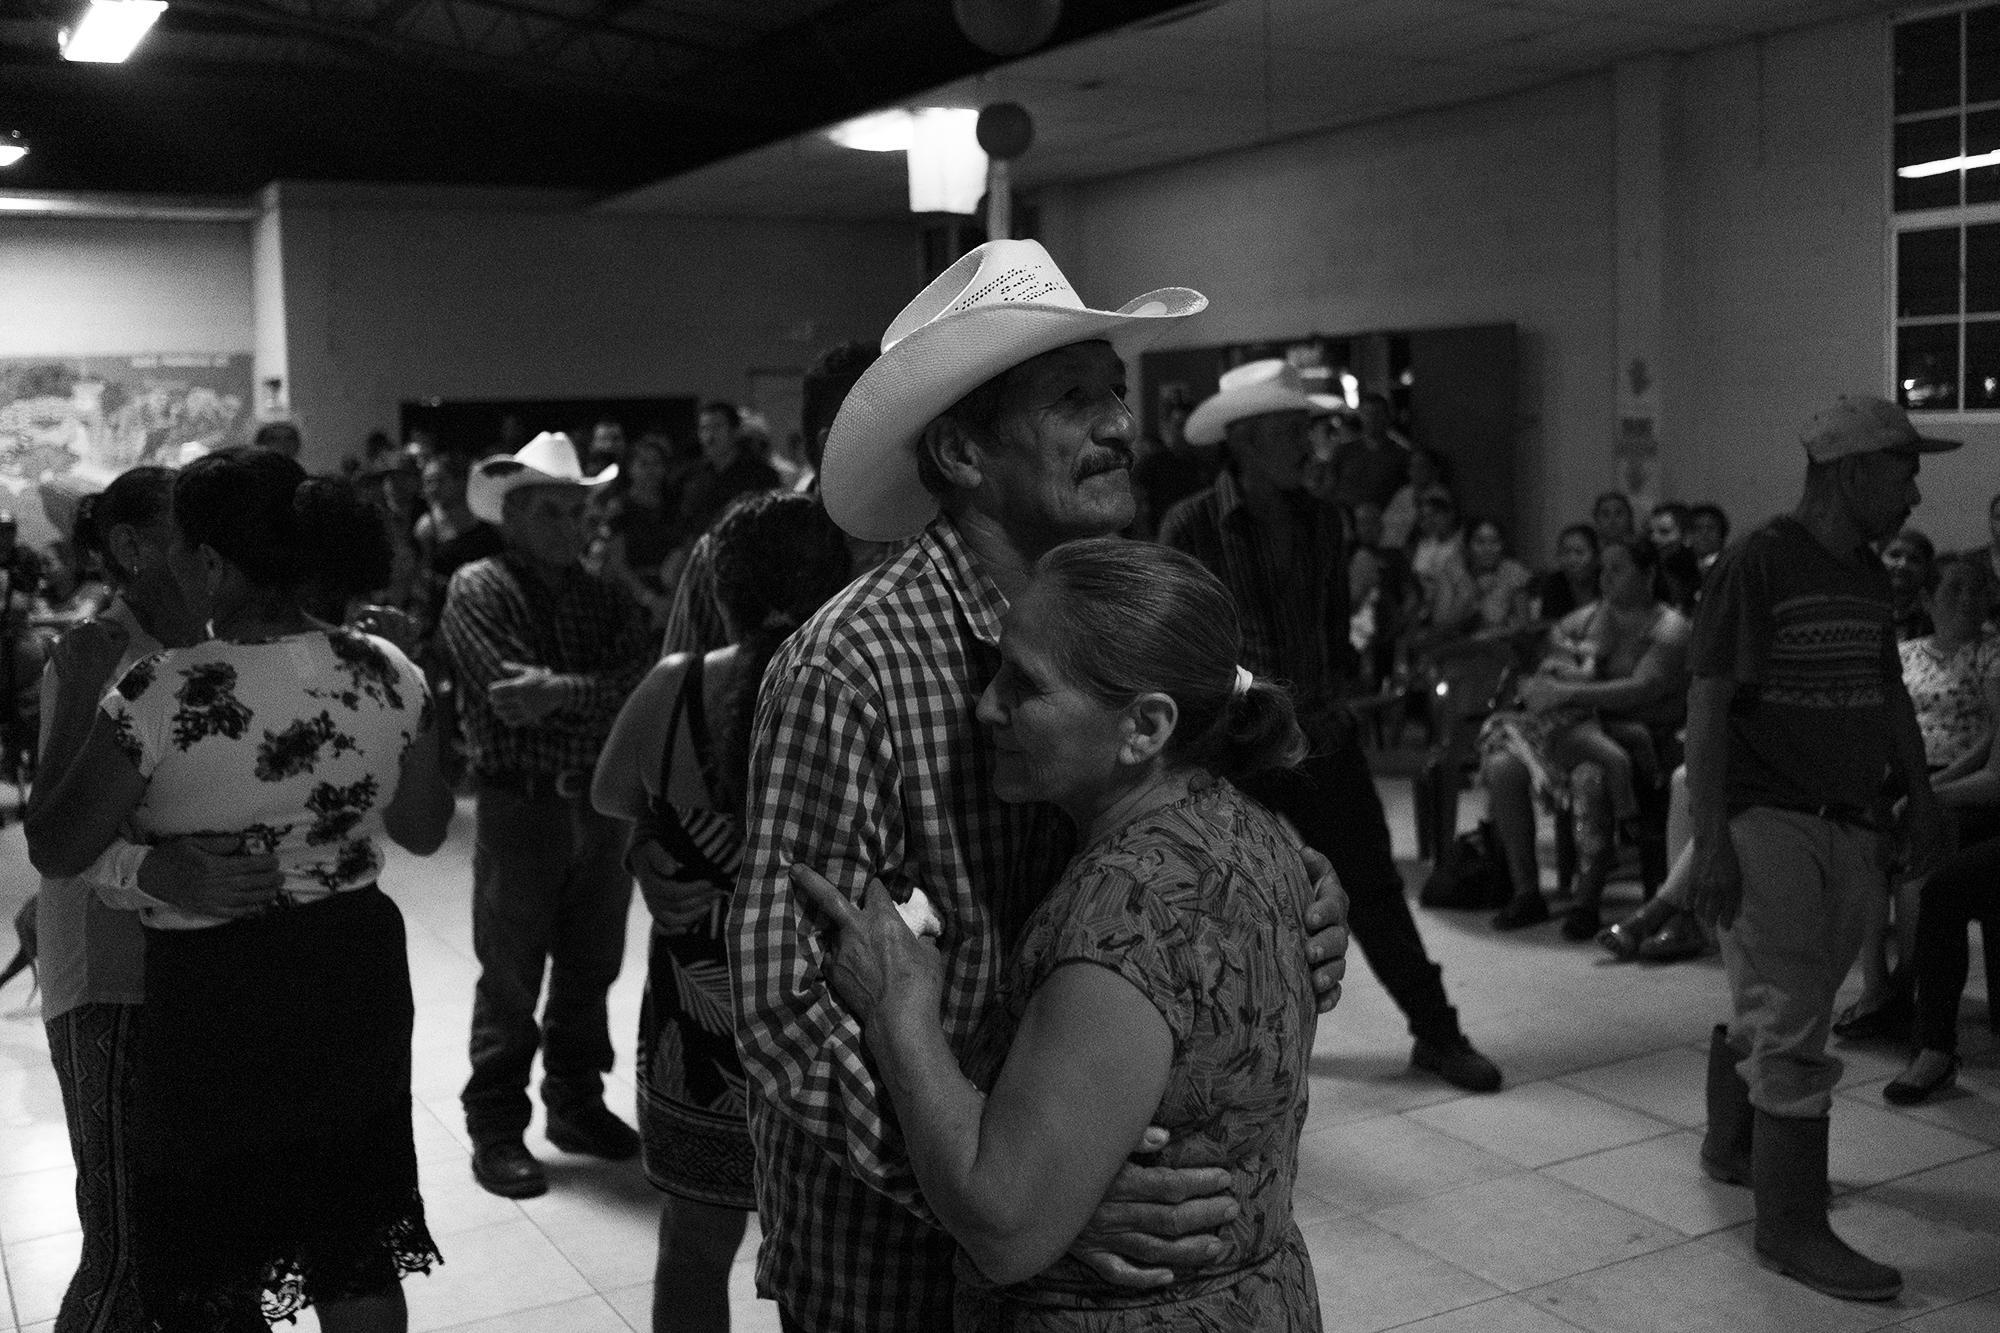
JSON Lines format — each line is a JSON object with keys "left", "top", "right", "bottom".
{"left": 2, "top": 770, "right": 1996, "bottom": 1332}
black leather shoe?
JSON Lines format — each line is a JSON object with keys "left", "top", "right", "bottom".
{"left": 1883, "top": 1051, "right": 1960, "bottom": 1106}
{"left": 545, "top": 1101, "right": 641, "bottom": 1160}
{"left": 1832, "top": 992, "right": 1913, "bottom": 1042}
{"left": 472, "top": 1139, "right": 548, "bottom": 1198}
{"left": 1560, "top": 904, "right": 1601, "bottom": 941}
{"left": 1412, "top": 1038, "right": 1503, "bottom": 1093}
{"left": 1491, "top": 894, "right": 1549, "bottom": 931}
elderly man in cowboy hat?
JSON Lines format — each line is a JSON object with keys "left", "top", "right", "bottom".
{"left": 730, "top": 241, "right": 1350, "bottom": 1332}
{"left": 438, "top": 431, "right": 655, "bottom": 1199}
{"left": 1162, "top": 361, "right": 1501, "bottom": 1094}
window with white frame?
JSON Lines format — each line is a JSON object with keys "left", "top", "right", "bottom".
{"left": 1893, "top": 2, "right": 2000, "bottom": 414}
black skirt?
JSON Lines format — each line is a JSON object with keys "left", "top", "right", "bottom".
{"left": 134, "top": 886, "right": 440, "bottom": 1328}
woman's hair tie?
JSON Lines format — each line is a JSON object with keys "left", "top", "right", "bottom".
{"left": 1231, "top": 665, "right": 1254, "bottom": 699}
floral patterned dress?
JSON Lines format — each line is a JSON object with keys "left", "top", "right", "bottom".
{"left": 952, "top": 779, "right": 1323, "bottom": 1332}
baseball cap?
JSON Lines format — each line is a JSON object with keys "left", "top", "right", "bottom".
{"left": 1799, "top": 395, "right": 1962, "bottom": 463}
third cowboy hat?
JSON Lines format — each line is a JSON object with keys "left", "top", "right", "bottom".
{"left": 820, "top": 239, "right": 1207, "bottom": 542}
{"left": 468, "top": 432, "right": 615, "bottom": 524}
{"left": 1183, "top": 359, "right": 1319, "bottom": 447}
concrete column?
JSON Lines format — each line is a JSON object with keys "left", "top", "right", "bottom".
{"left": 1613, "top": 56, "right": 1668, "bottom": 515}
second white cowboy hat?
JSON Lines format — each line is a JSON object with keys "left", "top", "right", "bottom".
{"left": 1183, "top": 359, "right": 1319, "bottom": 446}
{"left": 467, "top": 432, "right": 616, "bottom": 524}
{"left": 820, "top": 239, "right": 1208, "bottom": 542}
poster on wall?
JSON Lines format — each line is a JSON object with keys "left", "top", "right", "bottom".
{"left": 0, "top": 352, "right": 254, "bottom": 547}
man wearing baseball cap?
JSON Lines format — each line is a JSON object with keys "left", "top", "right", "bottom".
{"left": 1686, "top": 395, "right": 1960, "bottom": 1302}
{"left": 730, "top": 240, "right": 1351, "bottom": 1331}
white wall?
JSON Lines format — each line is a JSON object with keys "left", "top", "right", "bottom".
{"left": 0, "top": 217, "right": 253, "bottom": 357}
{"left": 267, "top": 184, "right": 917, "bottom": 471}
{"left": 1042, "top": 74, "right": 1617, "bottom": 559}
{"left": 1041, "top": 11, "right": 1999, "bottom": 555}
{"left": 1664, "top": 15, "right": 2000, "bottom": 551}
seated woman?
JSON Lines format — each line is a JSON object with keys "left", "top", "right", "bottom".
{"left": 25, "top": 447, "right": 455, "bottom": 1332}
{"left": 1414, "top": 515, "right": 1537, "bottom": 720}
{"left": 1889, "top": 806, "right": 2000, "bottom": 1105}
{"left": 591, "top": 492, "right": 855, "bottom": 1333}
{"left": 1883, "top": 527, "right": 1937, "bottom": 643}
{"left": 792, "top": 538, "right": 1322, "bottom": 1331}
{"left": 1530, "top": 524, "right": 1601, "bottom": 623}
{"left": 1480, "top": 538, "right": 1692, "bottom": 938}
{"left": 1838, "top": 552, "right": 2000, "bottom": 1042}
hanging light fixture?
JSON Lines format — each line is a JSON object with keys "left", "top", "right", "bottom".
{"left": 826, "top": 106, "right": 987, "bottom": 215}
{"left": 905, "top": 108, "right": 985, "bottom": 214}
{"left": 61, "top": 0, "right": 168, "bottom": 64}
{"left": 0, "top": 132, "right": 25, "bottom": 168}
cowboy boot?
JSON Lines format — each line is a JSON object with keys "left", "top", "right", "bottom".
{"left": 1752, "top": 1111, "right": 1901, "bottom": 1301}
{"left": 1596, "top": 893, "right": 1679, "bottom": 960}
{"left": 1700, "top": 1024, "right": 1754, "bottom": 1185}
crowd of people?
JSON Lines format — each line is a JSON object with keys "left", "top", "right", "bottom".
{"left": 3, "top": 237, "right": 1995, "bottom": 1330}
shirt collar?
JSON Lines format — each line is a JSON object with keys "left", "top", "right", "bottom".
{"left": 928, "top": 515, "right": 1010, "bottom": 648}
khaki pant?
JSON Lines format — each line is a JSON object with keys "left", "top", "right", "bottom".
{"left": 1718, "top": 807, "right": 1884, "bottom": 1119}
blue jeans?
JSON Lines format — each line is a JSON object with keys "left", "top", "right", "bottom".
{"left": 462, "top": 780, "right": 632, "bottom": 1144}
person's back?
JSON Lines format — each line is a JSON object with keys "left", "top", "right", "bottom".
{"left": 109, "top": 628, "right": 423, "bottom": 927}
{"left": 954, "top": 779, "right": 1317, "bottom": 1325}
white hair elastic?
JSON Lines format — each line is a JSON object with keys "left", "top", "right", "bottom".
{"left": 1232, "top": 665, "right": 1254, "bottom": 699}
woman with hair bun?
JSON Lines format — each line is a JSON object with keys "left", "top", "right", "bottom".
{"left": 26, "top": 446, "right": 456, "bottom": 1332}
{"left": 793, "top": 536, "right": 1323, "bottom": 1331}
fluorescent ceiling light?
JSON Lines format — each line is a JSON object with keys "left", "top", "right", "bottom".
{"left": 62, "top": 0, "right": 168, "bottom": 64}
{"left": 0, "top": 145, "right": 25, "bottom": 168}
{"left": 827, "top": 109, "right": 917, "bottom": 152}
{"left": 1898, "top": 150, "right": 2000, "bottom": 178}
{"left": 0, "top": 191, "right": 256, "bottom": 220}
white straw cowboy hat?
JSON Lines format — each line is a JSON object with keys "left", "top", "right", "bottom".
{"left": 820, "top": 239, "right": 1207, "bottom": 542}
{"left": 1183, "top": 359, "right": 1319, "bottom": 447}
{"left": 467, "top": 432, "right": 616, "bottom": 524}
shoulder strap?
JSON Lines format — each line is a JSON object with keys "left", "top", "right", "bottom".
{"left": 680, "top": 651, "right": 733, "bottom": 811}
{"left": 654, "top": 655, "right": 693, "bottom": 803}
{"left": 643, "top": 654, "right": 738, "bottom": 888}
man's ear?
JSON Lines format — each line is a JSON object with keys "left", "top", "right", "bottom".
{"left": 918, "top": 416, "right": 988, "bottom": 492}
{"left": 1122, "top": 691, "right": 1179, "bottom": 766}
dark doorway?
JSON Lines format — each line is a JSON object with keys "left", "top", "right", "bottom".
{"left": 399, "top": 396, "right": 700, "bottom": 461}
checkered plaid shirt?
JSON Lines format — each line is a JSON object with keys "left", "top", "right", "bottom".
{"left": 437, "top": 552, "right": 652, "bottom": 776}
{"left": 730, "top": 517, "right": 1067, "bottom": 1331}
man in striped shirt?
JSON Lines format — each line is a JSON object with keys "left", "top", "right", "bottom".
{"left": 731, "top": 241, "right": 1350, "bottom": 1332}
{"left": 1162, "top": 360, "right": 1502, "bottom": 1096}
{"left": 1685, "top": 396, "right": 1956, "bottom": 1302}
